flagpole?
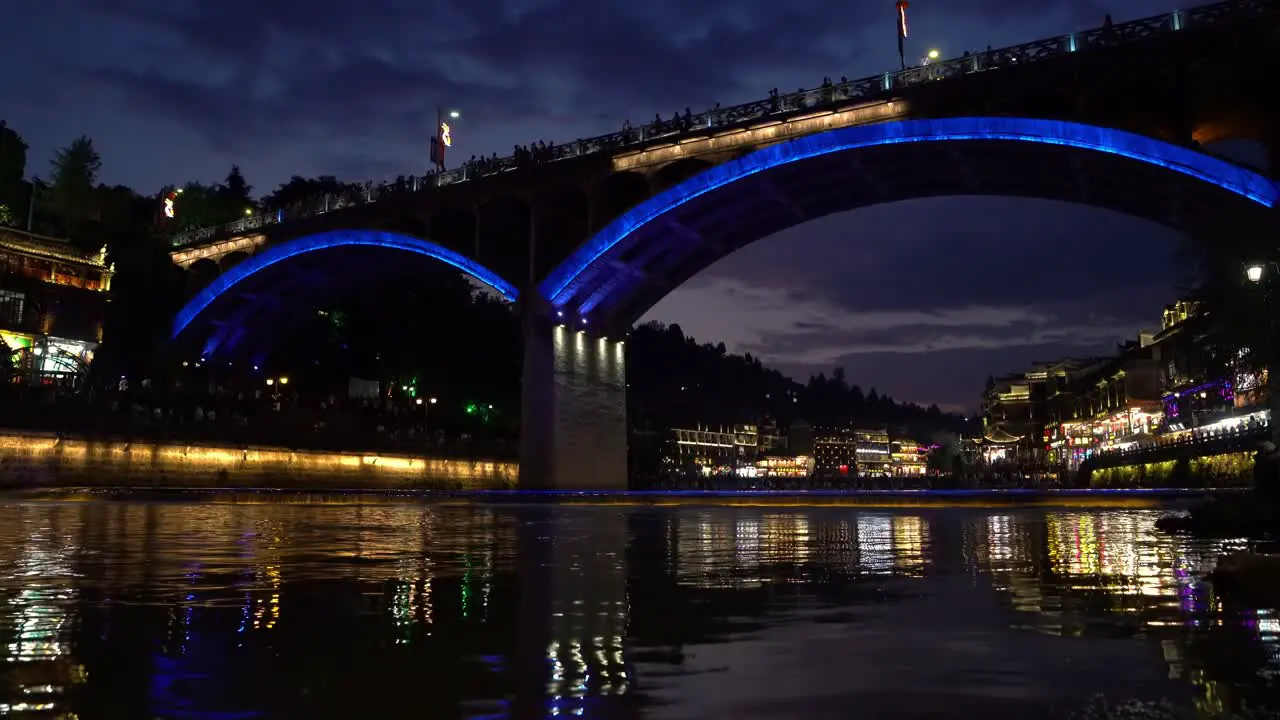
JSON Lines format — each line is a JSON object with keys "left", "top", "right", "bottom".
{"left": 26, "top": 177, "right": 35, "bottom": 232}
{"left": 896, "top": 0, "right": 909, "bottom": 70}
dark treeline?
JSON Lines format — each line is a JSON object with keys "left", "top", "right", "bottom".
{"left": 0, "top": 122, "right": 966, "bottom": 447}
{"left": 627, "top": 321, "right": 962, "bottom": 438}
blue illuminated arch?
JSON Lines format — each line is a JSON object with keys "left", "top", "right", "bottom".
{"left": 541, "top": 117, "right": 1278, "bottom": 307}
{"left": 173, "top": 229, "right": 520, "bottom": 339}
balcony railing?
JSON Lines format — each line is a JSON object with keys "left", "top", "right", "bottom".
{"left": 170, "top": 0, "right": 1275, "bottom": 249}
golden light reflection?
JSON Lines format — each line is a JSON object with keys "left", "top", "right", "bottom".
{"left": 0, "top": 507, "right": 88, "bottom": 719}
{"left": 891, "top": 515, "right": 928, "bottom": 576}
{"left": 672, "top": 512, "right": 933, "bottom": 588}
{"left": 0, "top": 432, "right": 516, "bottom": 489}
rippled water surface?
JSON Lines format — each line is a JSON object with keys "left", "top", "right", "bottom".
{"left": 0, "top": 498, "right": 1277, "bottom": 718}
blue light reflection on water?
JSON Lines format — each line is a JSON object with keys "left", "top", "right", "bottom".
{"left": 0, "top": 500, "right": 1273, "bottom": 718}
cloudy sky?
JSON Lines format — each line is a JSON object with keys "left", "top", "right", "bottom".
{"left": 1, "top": 0, "right": 1267, "bottom": 412}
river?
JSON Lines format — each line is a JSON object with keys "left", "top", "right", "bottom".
{"left": 0, "top": 495, "right": 1274, "bottom": 718}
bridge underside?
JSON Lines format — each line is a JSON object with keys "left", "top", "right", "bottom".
{"left": 563, "top": 138, "right": 1270, "bottom": 335}
{"left": 178, "top": 245, "right": 454, "bottom": 362}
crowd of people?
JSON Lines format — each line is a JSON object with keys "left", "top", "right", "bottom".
{"left": 179, "top": 6, "right": 1156, "bottom": 249}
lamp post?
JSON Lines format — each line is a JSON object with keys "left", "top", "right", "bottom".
{"left": 1245, "top": 263, "right": 1280, "bottom": 469}
{"left": 416, "top": 396, "right": 438, "bottom": 434}
{"left": 25, "top": 175, "right": 41, "bottom": 232}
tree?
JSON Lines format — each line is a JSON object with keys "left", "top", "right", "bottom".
{"left": 221, "top": 165, "right": 254, "bottom": 217}
{"left": 0, "top": 121, "right": 27, "bottom": 227}
{"left": 48, "top": 135, "right": 102, "bottom": 237}
{"left": 166, "top": 182, "right": 228, "bottom": 233}
{"left": 263, "top": 175, "right": 351, "bottom": 211}
{"left": 1183, "top": 206, "right": 1280, "bottom": 366}
{"left": 223, "top": 165, "right": 251, "bottom": 202}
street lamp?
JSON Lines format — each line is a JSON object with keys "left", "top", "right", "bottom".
{"left": 928, "top": 48, "right": 940, "bottom": 59}
{"left": 417, "top": 396, "right": 438, "bottom": 435}
{"left": 1247, "top": 264, "right": 1265, "bottom": 283}
{"left": 449, "top": 110, "right": 460, "bottom": 119}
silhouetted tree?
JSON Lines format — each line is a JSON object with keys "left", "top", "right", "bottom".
{"left": 48, "top": 136, "right": 102, "bottom": 240}
{"left": 222, "top": 165, "right": 252, "bottom": 210}
{"left": 0, "top": 121, "right": 26, "bottom": 226}
{"left": 165, "top": 182, "right": 230, "bottom": 233}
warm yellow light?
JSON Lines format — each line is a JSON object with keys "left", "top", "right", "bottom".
{"left": 0, "top": 432, "right": 517, "bottom": 488}
{"left": 244, "top": 208, "right": 253, "bottom": 216}
{"left": 278, "top": 377, "right": 289, "bottom": 385}
{"left": 1247, "top": 265, "right": 1264, "bottom": 282}
{"left": 928, "top": 49, "right": 940, "bottom": 59}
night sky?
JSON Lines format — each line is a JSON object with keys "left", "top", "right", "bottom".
{"left": 1, "top": 0, "right": 1270, "bottom": 412}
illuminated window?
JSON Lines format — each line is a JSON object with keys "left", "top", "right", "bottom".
{"left": 0, "top": 290, "right": 24, "bottom": 326}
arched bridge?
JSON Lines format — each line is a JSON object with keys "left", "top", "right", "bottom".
{"left": 168, "top": 0, "right": 1280, "bottom": 490}
{"left": 171, "top": 0, "right": 1278, "bottom": 286}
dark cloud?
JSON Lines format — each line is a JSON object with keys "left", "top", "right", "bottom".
{"left": 1, "top": 0, "right": 1227, "bottom": 410}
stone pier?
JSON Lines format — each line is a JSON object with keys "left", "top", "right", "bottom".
{"left": 520, "top": 300, "right": 628, "bottom": 490}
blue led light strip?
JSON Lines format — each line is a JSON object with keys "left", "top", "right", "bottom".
{"left": 540, "top": 117, "right": 1278, "bottom": 307}
{"left": 173, "top": 229, "right": 520, "bottom": 339}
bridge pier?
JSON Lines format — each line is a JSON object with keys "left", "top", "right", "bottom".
{"left": 519, "top": 296, "right": 629, "bottom": 490}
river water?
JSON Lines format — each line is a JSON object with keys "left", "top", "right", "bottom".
{"left": 0, "top": 496, "right": 1275, "bottom": 719}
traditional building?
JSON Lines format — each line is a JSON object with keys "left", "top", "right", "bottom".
{"left": 0, "top": 228, "right": 112, "bottom": 387}
{"left": 982, "top": 360, "right": 1087, "bottom": 464}
{"left": 890, "top": 440, "right": 928, "bottom": 476}
{"left": 1043, "top": 331, "right": 1167, "bottom": 469}
{"left": 668, "top": 422, "right": 790, "bottom": 474}
{"left": 811, "top": 426, "right": 856, "bottom": 475}
{"left": 1148, "top": 299, "right": 1239, "bottom": 427}
{"left": 854, "top": 427, "right": 892, "bottom": 476}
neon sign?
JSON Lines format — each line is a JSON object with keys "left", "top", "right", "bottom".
{"left": 164, "top": 198, "right": 175, "bottom": 218}
{"left": 440, "top": 122, "right": 453, "bottom": 148}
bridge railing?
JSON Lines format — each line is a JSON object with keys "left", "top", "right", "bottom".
{"left": 170, "top": 0, "right": 1275, "bottom": 249}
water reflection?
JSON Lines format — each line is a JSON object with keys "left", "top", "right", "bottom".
{"left": 0, "top": 500, "right": 1274, "bottom": 717}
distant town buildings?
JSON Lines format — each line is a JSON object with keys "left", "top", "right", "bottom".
{"left": 0, "top": 228, "right": 112, "bottom": 387}
{"left": 979, "top": 298, "right": 1270, "bottom": 473}
{"left": 666, "top": 420, "right": 924, "bottom": 481}
{"left": 670, "top": 422, "right": 789, "bottom": 472}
